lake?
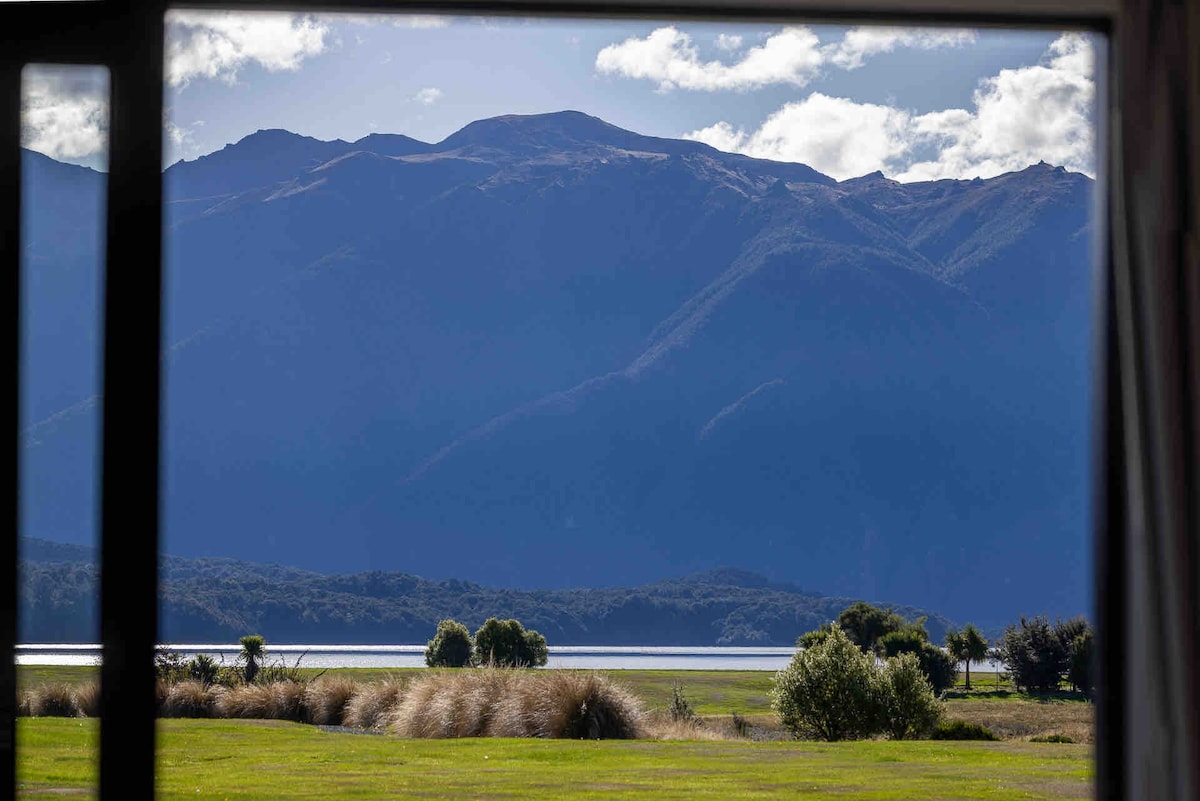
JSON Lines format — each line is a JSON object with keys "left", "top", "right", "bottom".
{"left": 16, "top": 644, "right": 799, "bottom": 671}
{"left": 16, "top": 644, "right": 1001, "bottom": 672}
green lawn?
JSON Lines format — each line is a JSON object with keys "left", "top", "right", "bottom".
{"left": 17, "top": 718, "right": 1093, "bottom": 800}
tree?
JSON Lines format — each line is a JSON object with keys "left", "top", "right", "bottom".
{"left": 472, "top": 618, "right": 549, "bottom": 667}
{"left": 879, "top": 652, "right": 943, "bottom": 739}
{"left": 945, "top": 624, "right": 989, "bottom": 690}
{"left": 239, "top": 635, "right": 266, "bottom": 685}
{"left": 797, "top": 623, "right": 833, "bottom": 650}
{"left": 424, "top": 619, "right": 474, "bottom": 668}
{"left": 1066, "top": 629, "right": 1094, "bottom": 696}
{"left": 836, "top": 602, "right": 905, "bottom": 652}
{"left": 878, "top": 623, "right": 956, "bottom": 694}
{"left": 771, "top": 624, "right": 886, "bottom": 741}
{"left": 995, "top": 616, "right": 1067, "bottom": 693}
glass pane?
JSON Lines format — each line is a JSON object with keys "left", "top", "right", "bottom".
{"left": 149, "top": 10, "right": 1100, "bottom": 798}
{"left": 17, "top": 62, "right": 108, "bottom": 796}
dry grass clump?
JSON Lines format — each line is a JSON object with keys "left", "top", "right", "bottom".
{"left": 161, "top": 680, "right": 219, "bottom": 718}
{"left": 944, "top": 699, "right": 1095, "bottom": 743}
{"left": 304, "top": 677, "right": 360, "bottom": 726}
{"left": 23, "top": 683, "right": 82, "bottom": 717}
{"left": 74, "top": 681, "right": 101, "bottom": 718}
{"left": 215, "top": 683, "right": 275, "bottom": 719}
{"left": 643, "top": 715, "right": 736, "bottom": 741}
{"left": 344, "top": 679, "right": 408, "bottom": 730}
{"left": 213, "top": 681, "right": 308, "bottom": 721}
{"left": 389, "top": 669, "right": 644, "bottom": 740}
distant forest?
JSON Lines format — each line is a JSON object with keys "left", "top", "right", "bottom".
{"left": 19, "top": 538, "right": 950, "bottom": 646}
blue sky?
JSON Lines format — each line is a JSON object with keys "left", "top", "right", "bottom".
{"left": 22, "top": 13, "right": 1099, "bottom": 181}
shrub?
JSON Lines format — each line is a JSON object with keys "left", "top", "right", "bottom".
{"left": 731, "top": 712, "right": 750, "bottom": 738}
{"left": 771, "top": 624, "right": 885, "bottom": 741}
{"left": 879, "top": 652, "right": 942, "bottom": 739}
{"left": 879, "top": 629, "right": 957, "bottom": 694}
{"left": 425, "top": 619, "right": 474, "bottom": 668}
{"left": 154, "top": 647, "right": 189, "bottom": 683}
{"left": 343, "top": 679, "right": 407, "bottom": 730}
{"left": 930, "top": 720, "right": 999, "bottom": 741}
{"left": 162, "top": 680, "right": 218, "bottom": 718}
{"left": 668, "top": 682, "right": 695, "bottom": 723}
{"left": 304, "top": 677, "right": 360, "bottom": 726}
{"left": 1031, "top": 734, "right": 1075, "bottom": 743}
{"left": 473, "top": 618, "right": 549, "bottom": 667}
{"left": 187, "top": 654, "right": 220, "bottom": 685}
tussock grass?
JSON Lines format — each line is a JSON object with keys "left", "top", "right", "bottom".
{"left": 161, "top": 681, "right": 219, "bottom": 719}
{"left": 343, "top": 679, "right": 407, "bottom": 730}
{"left": 74, "top": 682, "right": 100, "bottom": 718}
{"left": 267, "top": 681, "right": 308, "bottom": 722}
{"left": 303, "top": 677, "right": 360, "bottom": 726}
{"left": 23, "top": 683, "right": 82, "bottom": 717}
{"left": 215, "top": 684, "right": 275, "bottom": 719}
{"left": 943, "top": 699, "right": 1095, "bottom": 743}
{"left": 389, "top": 669, "right": 644, "bottom": 740}
{"left": 643, "top": 714, "right": 736, "bottom": 741}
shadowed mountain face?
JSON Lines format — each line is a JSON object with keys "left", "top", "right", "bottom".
{"left": 21, "top": 111, "right": 1094, "bottom": 629}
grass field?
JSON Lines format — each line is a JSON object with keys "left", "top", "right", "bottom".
{"left": 18, "top": 718, "right": 1093, "bottom": 800}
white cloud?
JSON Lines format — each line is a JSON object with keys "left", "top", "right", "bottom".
{"left": 684, "top": 33, "right": 1097, "bottom": 182}
{"left": 398, "top": 15, "right": 450, "bottom": 29}
{"left": 687, "top": 94, "right": 913, "bottom": 181}
{"left": 596, "top": 26, "right": 824, "bottom": 91}
{"left": 414, "top": 87, "right": 443, "bottom": 105}
{"left": 715, "top": 33, "right": 743, "bottom": 52}
{"left": 21, "top": 67, "right": 108, "bottom": 164}
{"left": 165, "top": 11, "right": 330, "bottom": 88}
{"left": 825, "top": 27, "right": 976, "bottom": 70}
{"left": 596, "top": 25, "right": 979, "bottom": 92}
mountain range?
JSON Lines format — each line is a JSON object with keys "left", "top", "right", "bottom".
{"left": 19, "top": 110, "right": 1095, "bottom": 630}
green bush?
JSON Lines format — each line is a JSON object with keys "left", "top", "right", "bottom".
{"left": 473, "top": 618, "right": 548, "bottom": 667}
{"left": 668, "top": 682, "right": 695, "bottom": 723}
{"left": 930, "top": 720, "right": 999, "bottom": 741}
{"left": 771, "top": 624, "right": 886, "bottom": 741}
{"left": 187, "top": 653, "right": 219, "bottom": 685}
{"left": 879, "top": 652, "right": 942, "bottom": 739}
{"left": 425, "top": 619, "right": 474, "bottom": 668}
{"left": 1031, "top": 734, "right": 1075, "bottom": 743}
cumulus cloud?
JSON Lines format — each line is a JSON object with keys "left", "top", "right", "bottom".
{"left": 715, "top": 33, "right": 743, "bottom": 52}
{"left": 22, "top": 13, "right": 332, "bottom": 162}
{"left": 596, "top": 26, "right": 824, "bottom": 91}
{"left": 165, "top": 11, "right": 330, "bottom": 88}
{"left": 688, "top": 94, "right": 914, "bottom": 180}
{"left": 414, "top": 87, "right": 443, "bottom": 105}
{"left": 897, "top": 33, "right": 1095, "bottom": 180}
{"left": 21, "top": 67, "right": 109, "bottom": 164}
{"left": 684, "top": 33, "right": 1096, "bottom": 182}
{"left": 596, "top": 25, "right": 977, "bottom": 92}
{"left": 825, "top": 27, "right": 976, "bottom": 70}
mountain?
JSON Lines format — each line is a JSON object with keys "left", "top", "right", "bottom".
{"left": 19, "top": 111, "right": 1095, "bottom": 630}
{"left": 18, "top": 538, "right": 950, "bottom": 646}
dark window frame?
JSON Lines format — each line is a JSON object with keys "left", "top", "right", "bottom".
{"left": 0, "top": 2, "right": 1126, "bottom": 800}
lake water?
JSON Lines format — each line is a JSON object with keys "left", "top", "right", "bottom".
{"left": 16, "top": 644, "right": 798, "bottom": 671}
{"left": 16, "top": 644, "right": 1000, "bottom": 673}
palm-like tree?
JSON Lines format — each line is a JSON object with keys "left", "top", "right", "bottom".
{"left": 239, "top": 635, "right": 266, "bottom": 685}
{"left": 946, "top": 624, "right": 989, "bottom": 690}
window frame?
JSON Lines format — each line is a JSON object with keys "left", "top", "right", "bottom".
{"left": 0, "top": 2, "right": 1123, "bottom": 800}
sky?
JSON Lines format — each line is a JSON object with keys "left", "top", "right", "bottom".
{"left": 21, "top": 12, "right": 1101, "bottom": 182}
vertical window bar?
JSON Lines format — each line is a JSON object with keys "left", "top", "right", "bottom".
{"left": 1, "top": 62, "right": 21, "bottom": 801}
{"left": 98, "top": 5, "right": 164, "bottom": 800}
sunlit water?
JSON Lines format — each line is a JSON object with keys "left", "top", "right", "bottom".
{"left": 16, "top": 644, "right": 999, "bottom": 672}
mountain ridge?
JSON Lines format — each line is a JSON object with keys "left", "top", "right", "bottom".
{"left": 20, "top": 110, "right": 1094, "bottom": 628}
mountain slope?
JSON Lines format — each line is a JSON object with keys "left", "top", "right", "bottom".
{"left": 20, "top": 111, "right": 1094, "bottom": 628}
